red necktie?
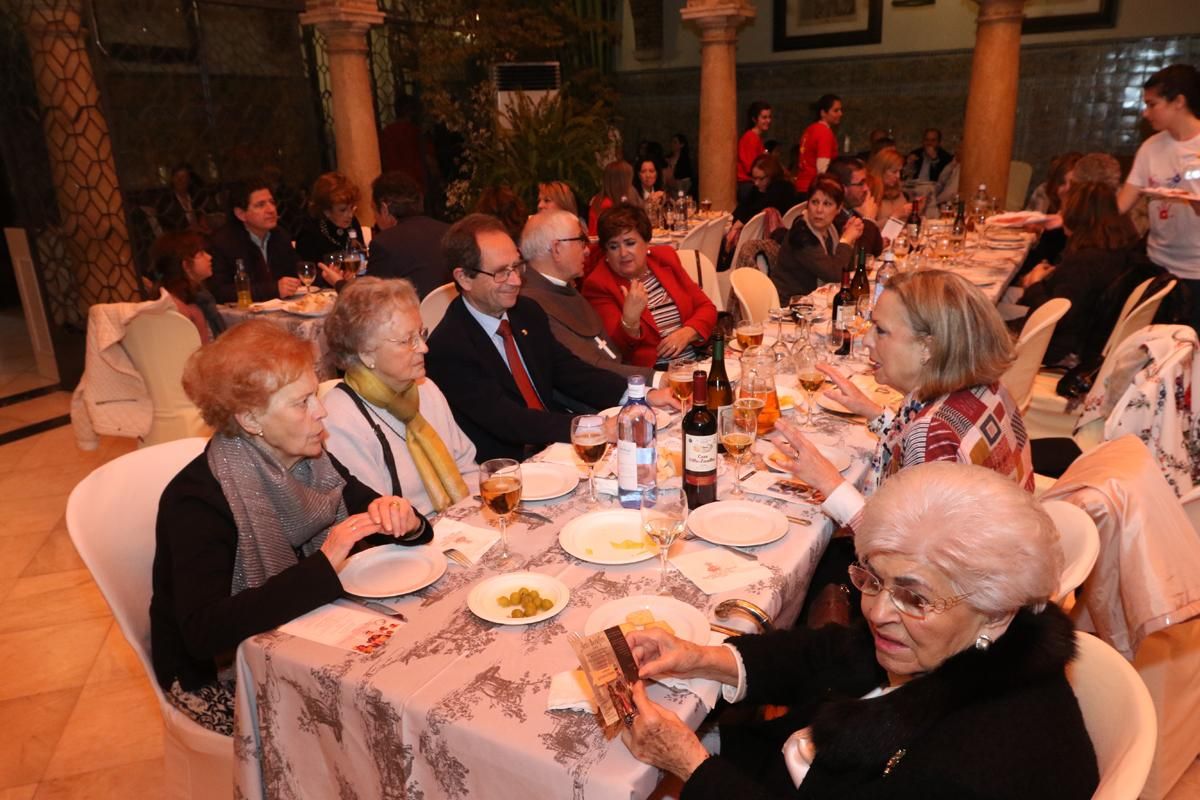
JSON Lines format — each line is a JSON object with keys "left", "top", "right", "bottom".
{"left": 497, "top": 319, "right": 545, "bottom": 410}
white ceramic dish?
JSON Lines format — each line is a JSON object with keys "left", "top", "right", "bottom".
{"left": 559, "top": 509, "right": 655, "bottom": 565}
{"left": 519, "top": 462, "right": 580, "bottom": 502}
{"left": 584, "top": 595, "right": 710, "bottom": 645}
{"left": 339, "top": 545, "right": 447, "bottom": 598}
{"left": 686, "top": 500, "right": 789, "bottom": 547}
{"left": 598, "top": 406, "right": 673, "bottom": 430}
{"left": 467, "top": 572, "right": 569, "bottom": 625}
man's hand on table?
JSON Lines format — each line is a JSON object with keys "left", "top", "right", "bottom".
{"left": 621, "top": 681, "right": 711, "bottom": 781}
{"left": 277, "top": 276, "right": 302, "bottom": 298}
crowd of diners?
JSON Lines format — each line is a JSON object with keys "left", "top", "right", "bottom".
{"left": 139, "top": 62, "right": 1200, "bottom": 798}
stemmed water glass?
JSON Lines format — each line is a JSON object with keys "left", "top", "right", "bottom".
{"left": 641, "top": 488, "right": 687, "bottom": 595}
{"left": 480, "top": 458, "right": 522, "bottom": 569}
{"left": 719, "top": 403, "right": 758, "bottom": 497}
{"left": 297, "top": 262, "right": 317, "bottom": 294}
{"left": 570, "top": 415, "right": 607, "bottom": 504}
{"left": 794, "top": 343, "right": 823, "bottom": 429}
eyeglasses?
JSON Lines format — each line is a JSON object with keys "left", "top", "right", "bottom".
{"left": 469, "top": 260, "right": 526, "bottom": 282}
{"left": 556, "top": 236, "right": 589, "bottom": 245}
{"left": 382, "top": 328, "right": 429, "bottom": 351}
{"left": 848, "top": 562, "right": 971, "bottom": 620}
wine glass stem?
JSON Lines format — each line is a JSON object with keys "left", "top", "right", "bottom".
{"left": 588, "top": 465, "right": 597, "bottom": 503}
{"left": 732, "top": 453, "right": 743, "bottom": 495}
{"left": 498, "top": 516, "right": 509, "bottom": 558}
{"left": 659, "top": 547, "right": 670, "bottom": 590}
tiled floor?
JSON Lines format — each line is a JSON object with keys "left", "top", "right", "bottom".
{"left": 1, "top": 426, "right": 1198, "bottom": 798}
{"left": 0, "top": 307, "right": 57, "bottom": 401}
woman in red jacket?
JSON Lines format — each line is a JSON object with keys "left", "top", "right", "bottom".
{"left": 582, "top": 205, "right": 718, "bottom": 369}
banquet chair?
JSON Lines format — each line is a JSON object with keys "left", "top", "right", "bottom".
{"left": 676, "top": 248, "right": 725, "bottom": 312}
{"left": 317, "top": 378, "right": 341, "bottom": 399}
{"left": 1000, "top": 297, "right": 1071, "bottom": 413}
{"left": 780, "top": 201, "right": 806, "bottom": 229}
{"left": 677, "top": 219, "right": 708, "bottom": 252}
{"left": 1066, "top": 632, "right": 1156, "bottom": 800}
{"left": 697, "top": 216, "right": 726, "bottom": 272}
{"left": 420, "top": 282, "right": 459, "bottom": 332}
{"left": 1023, "top": 278, "right": 1174, "bottom": 440}
{"left": 1042, "top": 499, "right": 1099, "bottom": 605}
{"left": 65, "top": 437, "right": 232, "bottom": 800}
{"left": 729, "top": 267, "right": 779, "bottom": 324}
{"left": 122, "top": 308, "right": 211, "bottom": 447}
{"left": 730, "top": 210, "right": 767, "bottom": 273}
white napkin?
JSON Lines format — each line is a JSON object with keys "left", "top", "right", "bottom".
{"left": 671, "top": 548, "right": 773, "bottom": 594}
{"left": 547, "top": 633, "right": 726, "bottom": 713}
{"left": 539, "top": 442, "right": 585, "bottom": 469}
{"left": 432, "top": 518, "right": 500, "bottom": 564}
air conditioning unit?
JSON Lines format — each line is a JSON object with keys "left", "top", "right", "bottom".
{"left": 493, "top": 62, "right": 561, "bottom": 124}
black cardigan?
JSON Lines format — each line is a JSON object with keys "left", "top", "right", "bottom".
{"left": 683, "top": 605, "right": 1098, "bottom": 800}
{"left": 149, "top": 449, "right": 431, "bottom": 692}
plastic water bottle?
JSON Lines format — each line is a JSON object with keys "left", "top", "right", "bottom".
{"left": 617, "top": 375, "right": 657, "bottom": 509}
{"left": 344, "top": 230, "right": 367, "bottom": 277}
{"left": 872, "top": 249, "right": 896, "bottom": 307}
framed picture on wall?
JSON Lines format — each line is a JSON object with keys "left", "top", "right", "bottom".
{"left": 1022, "top": 0, "right": 1118, "bottom": 34}
{"left": 773, "top": 0, "right": 884, "bottom": 52}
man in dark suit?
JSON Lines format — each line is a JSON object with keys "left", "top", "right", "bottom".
{"left": 905, "top": 128, "right": 954, "bottom": 183}
{"left": 828, "top": 156, "right": 884, "bottom": 257}
{"left": 426, "top": 214, "right": 676, "bottom": 462}
{"left": 365, "top": 171, "right": 450, "bottom": 298}
{"left": 209, "top": 180, "right": 300, "bottom": 303}
{"left": 519, "top": 209, "right": 655, "bottom": 384}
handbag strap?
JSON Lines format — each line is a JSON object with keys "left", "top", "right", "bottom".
{"left": 335, "top": 382, "right": 402, "bottom": 496}
{"left": 693, "top": 250, "right": 704, "bottom": 289}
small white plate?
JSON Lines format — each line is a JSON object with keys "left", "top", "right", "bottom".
{"left": 339, "top": 545, "right": 447, "bottom": 598}
{"left": 584, "top": 595, "right": 710, "bottom": 646}
{"left": 687, "top": 500, "right": 789, "bottom": 547}
{"left": 519, "top": 462, "right": 580, "bottom": 502}
{"left": 467, "top": 572, "right": 569, "bottom": 625}
{"left": 559, "top": 509, "right": 655, "bottom": 565}
{"left": 816, "top": 392, "right": 858, "bottom": 416}
{"left": 598, "top": 406, "right": 673, "bottom": 430}
{"left": 283, "top": 293, "right": 336, "bottom": 316}
{"left": 766, "top": 444, "right": 851, "bottom": 473}
{"left": 851, "top": 373, "right": 902, "bottom": 406}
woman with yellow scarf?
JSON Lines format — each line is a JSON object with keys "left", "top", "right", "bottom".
{"left": 324, "top": 278, "right": 476, "bottom": 514}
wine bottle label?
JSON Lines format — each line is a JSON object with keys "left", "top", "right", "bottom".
{"left": 684, "top": 433, "right": 717, "bottom": 473}
{"left": 835, "top": 304, "right": 854, "bottom": 329}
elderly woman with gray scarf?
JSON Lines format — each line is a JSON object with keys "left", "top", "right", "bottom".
{"left": 149, "top": 320, "right": 431, "bottom": 735}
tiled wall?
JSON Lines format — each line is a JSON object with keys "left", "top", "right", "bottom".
{"left": 615, "top": 35, "right": 1200, "bottom": 198}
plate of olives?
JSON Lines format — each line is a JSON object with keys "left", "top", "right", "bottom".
{"left": 467, "top": 572, "right": 570, "bottom": 625}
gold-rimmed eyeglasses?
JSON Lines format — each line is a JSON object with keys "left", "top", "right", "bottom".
{"left": 848, "top": 562, "right": 971, "bottom": 620}
{"left": 382, "top": 328, "right": 430, "bottom": 351}
{"left": 470, "top": 260, "right": 527, "bottom": 282}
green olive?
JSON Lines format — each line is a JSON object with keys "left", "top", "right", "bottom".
{"left": 511, "top": 609, "right": 525, "bottom": 618}
{"left": 509, "top": 591, "right": 522, "bottom": 604}
{"left": 539, "top": 598, "right": 553, "bottom": 611}
{"left": 497, "top": 596, "right": 511, "bottom": 607}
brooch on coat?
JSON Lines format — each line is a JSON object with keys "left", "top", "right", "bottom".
{"left": 882, "top": 748, "right": 907, "bottom": 777}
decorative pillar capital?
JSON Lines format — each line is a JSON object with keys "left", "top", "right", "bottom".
{"left": 680, "top": 1, "right": 756, "bottom": 45}
{"left": 973, "top": 0, "right": 1026, "bottom": 25}
{"left": 299, "top": 0, "right": 385, "bottom": 53}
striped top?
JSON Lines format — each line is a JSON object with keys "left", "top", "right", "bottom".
{"left": 643, "top": 271, "right": 695, "bottom": 365}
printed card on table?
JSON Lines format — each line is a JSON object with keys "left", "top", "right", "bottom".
{"left": 279, "top": 603, "right": 403, "bottom": 655}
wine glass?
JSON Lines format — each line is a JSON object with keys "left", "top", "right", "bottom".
{"left": 851, "top": 295, "right": 873, "bottom": 364}
{"left": 719, "top": 403, "right": 758, "bottom": 497}
{"left": 667, "top": 357, "right": 696, "bottom": 412}
{"left": 297, "top": 261, "right": 317, "bottom": 294}
{"left": 479, "top": 458, "right": 522, "bottom": 569}
{"left": 767, "top": 307, "right": 791, "bottom": 364}
{"left": 734, "top": 320, "right": 764, "bottom": 350}
{"left": 825, "top": 318, "right": 846, "bottom": 363}
{"left": 642, "top": 488, "right": 687, "bottom": 594}
{"left": 794, "top": 344, "right": 823, "bottom": 429}
{"left": 570, "top": 415, "right": 607, "bottom": 503}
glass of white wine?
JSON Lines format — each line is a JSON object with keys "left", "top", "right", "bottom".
{"left": 794, "top": 344, "right": 823, "bottom": 429}
{"left": 641, "top": 488, "right": 687, "bottom": 594}
{"left": 570, "top": 415, "right": 607, "bottom": 503}
{"left": 480, "top": 458, "right": 522, "bottom": 569}
{"left": 720, "top": 403, "right": 758, "bottom": 497}
{"left": 297, "top": 261, "right": 317, "bottom": 294}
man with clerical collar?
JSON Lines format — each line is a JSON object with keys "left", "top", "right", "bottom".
{"left": 209, "top": 179, "right": 301, "bottom": 302}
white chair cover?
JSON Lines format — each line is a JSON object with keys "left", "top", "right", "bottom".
{"left": 676, "top": 248, "right": 725, "bottom": 312}
{"left": 729, "top": 267, "right": 780, "bottom": 324}
{"left": 122, "top": 308, "right": 211, "bottom": 447}
{"left": 781, "top": 201, "right": 807, "bottom": 229}
{"left": 730, "top": 210, "right": 767, "bottom": 273}
{"left": 1043, "top": 499, "right": 1100, "bottom": 604}
{"left": 1001, "top": 297, "right": 1071, "bottom": 412}
{"left": 420, "top": 282, "right": 459, "bottom": 333}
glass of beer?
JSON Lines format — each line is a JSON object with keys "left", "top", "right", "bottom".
{"left": 700, "top": 198, "right": 712, "bottom": 213}
{"left": 719, "top": 403, "right": 758, "bottom": 497}
{"left": 667, "top": 357, "right": 696, "bottom": 411}
{"left": 570, "top": 415, "right": 607, "bottom": 503}
{"left": 735, "top": 321, "right": 764, "bottom": 350}
{"left": 480, "top": 458, "right": 522, "bottom": 568}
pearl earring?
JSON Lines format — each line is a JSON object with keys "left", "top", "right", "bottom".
{"left": 974, "top": 633, "right": 992, "bottom": 651}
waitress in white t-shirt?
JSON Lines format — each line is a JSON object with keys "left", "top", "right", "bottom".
{"left": 1118, "top": 64, "right": 1200, "bottom": 331}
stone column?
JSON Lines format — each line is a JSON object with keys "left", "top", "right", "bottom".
{"left": 23, "top": 0, "right": 140, "bottom": 312}
{"left": 300, "top": 0, "right": 384, "bottom": 228}
{"left": 681, "top": 1, "right": 756, "bottom": 212}
{"left": 960, "top": 0, "right": 1026, "bottom": 206}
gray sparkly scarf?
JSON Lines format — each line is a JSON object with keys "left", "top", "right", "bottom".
{"left": 207, "top": 433, "right": 348, "bottom": 595}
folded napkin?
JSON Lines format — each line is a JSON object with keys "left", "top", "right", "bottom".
{"left": 539, "top": 442, "right": 585, "bottom": 469}
{"left": 547, "top": 633, "right": 727, "bottom": 713}
{"left": 433, "top": 518, "right": 500, "bottom": 564}
{"left": 671, "top": 547, "right": 774, "bottom": 595}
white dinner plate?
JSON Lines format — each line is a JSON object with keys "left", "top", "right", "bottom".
{"left": 339, "top": 545, "right": 447, "bottom": 598}
{"left": 519, "top": 462, "right": 580, "bottom": 501}
{"left": 559, "top": 509, "right": 655, "bottom": 565}
{"left": 687, "top": 500, "right": 789, "bottom": 547}
{"left": 851, "top": 373, "right": 903, "bottom": 406}
{"left": 585, "top": 595, "right": 710, "bottom": 646}
{"left": 695, "top": 357, "right": 742, "bottom": 383}
{"left": 816, "top": 392, "right": 857, "bottom": 416}
{"left": 598, "top": 406, "right": 674, "bottom": 430}
{"left": 766, "top": 444, "right": 851, "bottom": 473}
{"left": 467, "top": 572, "right": 570, "bottom": 625}
{"left": 283, "top": 293, "right": 336, "bottom": 316}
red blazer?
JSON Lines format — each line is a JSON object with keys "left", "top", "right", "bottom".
{"left": 582, "top": 246, "right": 718, "bottom": 368}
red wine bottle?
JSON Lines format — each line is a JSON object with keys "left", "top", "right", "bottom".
{"left": 683, "top": 370, "right": 717, "bottom": 509}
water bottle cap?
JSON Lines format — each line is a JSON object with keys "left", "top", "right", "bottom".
{"left": 626, "top": 375, "right": 647, "bottom": 398}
